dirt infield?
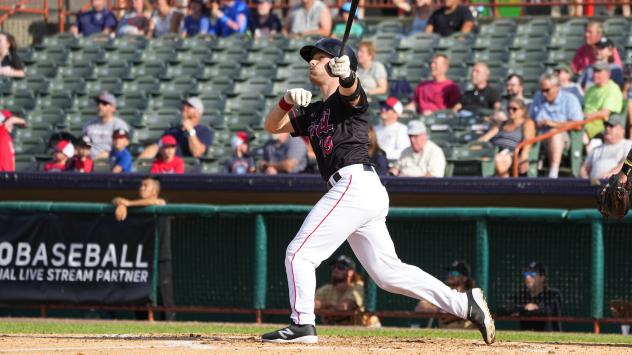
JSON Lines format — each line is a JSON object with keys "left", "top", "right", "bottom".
{"left": 1, "top": 333, "right": 632, "bottom": 354}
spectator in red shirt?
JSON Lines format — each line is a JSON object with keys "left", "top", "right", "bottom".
{"left": 150, "top": 135, "right": 185, "bottom": 174}
{"left": 67, "top": 136, "right": 94, "bottom": 173}
{"left": 571, "top": 21, "right": 622, "bottom": 74}
{"left": 0, "top": 109, "right": 26, "bottom": 172}
{"left": 405, "top": 54, "right": 461, "bottom": 116}
{"left": 44, "top": 140, "right": 74, "bottom": 172}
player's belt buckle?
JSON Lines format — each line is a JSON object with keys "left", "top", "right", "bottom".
{"left": 327, "top": 164, "right": 374, "bottom": 189}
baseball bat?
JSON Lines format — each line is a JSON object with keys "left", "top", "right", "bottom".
{"left": 339, "top": 0, "right": 360, "bottom": 57}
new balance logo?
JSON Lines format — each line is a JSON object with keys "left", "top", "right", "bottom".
{"left": 278, "top": 329, "right": 295, "bottom": 339}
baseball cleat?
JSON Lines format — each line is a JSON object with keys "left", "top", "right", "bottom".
{"left": 466, "top": 288, "right": 496, "bottom": 345}
{"left": 261, "top": 321, "right": 318, "bottom": 343}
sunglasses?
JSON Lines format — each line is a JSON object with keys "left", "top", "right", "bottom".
{"left": 447, "top": 271, "right": 461, "bottom": 277}
{"left": 540, "top": 87, "right": 552, "bottom": 93}
{"left": 97, "top": 101, "right": 110, "bottom": 106}
{"left": 523, "top": 271, "right": 538, "bottom": 278}
{"left": 508, "top": 106, "right": 521, "bottom": 112}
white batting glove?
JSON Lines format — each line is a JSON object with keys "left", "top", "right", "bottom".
{"left": 328, "top": 55, "right": 352, "bottom": 79}
{"left": 284, "top": 88, "right": 312, "bottom": 107}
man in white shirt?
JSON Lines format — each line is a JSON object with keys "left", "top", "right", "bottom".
{"left": 580, "top": 114, "right": 632, "bottom": 181}
{"left": 375, "top": 97, "right": 410, "bottom": 161}
{"left": 390, "top": 120, "right": 446, "bottom": 177}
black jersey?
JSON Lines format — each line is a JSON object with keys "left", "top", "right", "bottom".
{"left": 289, "top": 89, "right": 371, "bottom": 181}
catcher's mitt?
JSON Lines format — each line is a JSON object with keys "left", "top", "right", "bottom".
{"left": 599, "top": 174, "right": 630, "bottom": 219}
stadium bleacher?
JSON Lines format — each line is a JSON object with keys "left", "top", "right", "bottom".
{"left": 5, "top": 16, "right": 631, "bottom": 175}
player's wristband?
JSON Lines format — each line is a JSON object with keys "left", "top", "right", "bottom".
{"left": 340, "top": 80, "right": 362, "bottom": 102}
{"left": 278, "top": 97, "right": 293, "bottom": 111}
{"left": 339, "top": 71, "right": 356, "bottom": 88}
{"left": 622, "top": 159, "right": 632, "bottom": 176}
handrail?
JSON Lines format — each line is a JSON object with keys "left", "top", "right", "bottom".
{"left": 0, "top": 0, "right": 29, "bottom": 26}
{"left": 0, "top": 0, "right": 49, "bottom": 27}
{"left": 512, "top": 116, "right": 605, "bottom": 178}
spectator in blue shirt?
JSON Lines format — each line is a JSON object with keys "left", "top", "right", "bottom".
{"left": 110, "top": 129, "right": 133, "bottom": 173}
{"left": 181, "top": 0, "right": 211, "bottom": 38}
{"left": 210, "top": 0, "right": 248, "bottom": 37}
{"left": 70, "top": 0, "right": 118, "bottom": 37}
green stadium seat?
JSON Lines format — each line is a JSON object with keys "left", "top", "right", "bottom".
{"left": 151, "top": 92, "right": 184, "bottom": 111}
{"left": 10, "top": 75, "right": 49, "bottom": 96}
{"left": 142, "top": 109, "right": 179, "bottom": 128}
{"left": 374, "top": 20, "right": 404, "bottom": 34}
{"left": 73, "top": 34, "right": 113, "bottom": 50}
{"left": 183, "top": 157, "right": 202, "bottom": 173}
{"left": 477, "top": 19, "right": 517, "bottom": 37}
{"left": 397, "top": 32, "right": 438, "bottom": 50}
{"left": 233, "top": 79, "right": 272, "bottom": 96}
{"left": 14, "top": 155, "right": 37, "bottom": 172}
{"left": 556, "top": 18, "right": 588, "bottom": 37}
{"left": 472, "top": 35, "right": 512, "bottom": 51}
{"left": 4, "top": 90, "right": 37, "bottom": 112}
{"left": 13, "top": 137, "right": 46, "bottom": 155}
{"left": 447, "top": 62, "right": 468, "bottom": 80}
{"left": 17, "top": 47, "right": 34, "bottom": 64}
{"left": 224, "top": 111, "right": 263, "bottom": 130}
{"left": 105, "top": 48, "right": 144, "bottom": 64}
{"left": 210, "top": 48, "right": 248, "bottom": 64}
{"left": 511, "top": 35, "right": 550, "bottom": 50}
{"left": 117, "top": 92, "right": 150, "bottom": 111}
{"left": 548, "top": 34, "right": 584, "bottom": 50}
{"left": 109, "top": 35, "right": 149, "bottom": 50}
{"left": 0, "top": 77, "right": 12, "bottom": 95}
{"left": 445, "top": 47, "right": 473, "bottom": 63}
{"left": 176, "top": 48, "right": 213, "bottom": 64}
{"left": 277, "top": 51, "right": 305, "bottom": 65}
{"left": 49, "top": 77, "right": 86, "bottom": 96}
{"left": 238, "top": 64, "right": 277, "bottom": 82}
{"left": 604, "top": 18, "right": 630, "bottom": 45}
{"left": 160, "top": 77, "right": 198, "bottom": 96}
{"left": 133, "top": 158, "right": 153, "bottom": 173}
{"left": 130, "top": 60, "right": 168, "bottom": 79}
{"left": 445, "top": 141, "right": 496, "bottom": 177}
{"left": 211, "top": 35, "right": 248, "bottom": 51}
{"left": 26, "top": 62, "right": 58, "bottom": 78}
{"left": 148, "top": 35, "right": 184, "bottom": 51}
{"left": 200, "top": 62, "right": 241, "bottom": 81}
{"left": 390, "top": 62, "right": 428, "bottom": 85}
{"left": 94, "top": 60, "right": 131, "bottom": 79}
{"left": 37, "top": 91, "right": 74, "bottom": 112}
{"left": 250, "top": 35, "right": 288, "bottom": 51}
{"left": 200, "top": 160, "right": 224, "bottom": 173}
{"left": 68, "top": 47, "right": 106, "bottom": 65}
{"left": 38, "top": 32, "right": 78, "bottom": 49}
{"left": 473, "top": 48, "right": 510, "bottom": 64}
{"left": 509, "top": 49, "right": 548, "bottom": 64}
{"left": 274, "top": 63, "right": 307, "bottom": 80}
{"left": 165, "top": 61, "right": 205, "bottom": 80}
{"left": 203, "top": 108, "right": 225, "bottom": 129}
{"left": 516, "top": 18, "right": 554, "bottom": 37}
{"left": 92, "top": 158, "right": 112, "bottom": 173}
{"left": 58, "top": 62, "right": 95, "bottom": 80}
{"left": 85, "top": 77, "right": 123, "bottom": 96}
{"left": 224, "top": 94, "right": 265, "bottom": 114}
{"left": 242, "top": 47, "right": 283, "bottom": 65}
{"left": 199, "top": 95, "right": 225, "bottom": 113}
{"left": 117, "top": 108, "right": 143, "bottom": 127}
{"left": 123, "top": 76, "right": 161, "bottom": 96}
{"left": 390, "top": 48, "right": 433, "bottom": 66}
{"left": 26, "top": 108, "right": 66, "bottom": 129}
{"left": 32, "top": 46, "right": 68, "bottom": 65}
{"left": 142, "top": 47, "right": 177, "bottom": 63}
{"left": 435, "top": 32, "right": 475, "bottom": 51}
{"left": 198, "top": 78, "right": 235, "bottom": 96}
{"left": 182, "top": 35, "right": 215, "bottom": 51}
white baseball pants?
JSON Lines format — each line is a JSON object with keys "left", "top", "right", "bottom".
{"left": 284, "top": 164, "right": 469, "bottom": 325}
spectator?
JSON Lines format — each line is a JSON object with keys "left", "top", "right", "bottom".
{"left": 285, "top": 0, "right": 332, "bottom": 38}
{"left": 0, "top": 32, "right": 24, "bottom": 78}
{"left": 356, "top": 41, "right": 388, "bottom": 96}
{"left": 110, "top": 129, "right": 133, "bottom": 173}
{"left": 368, "top": 127, "right": 389, "bottom": 176}
{"left": 224, "top": 131, "right": 256, "bottom": 174}
{"left": 258, "top": 132, "right": 307, "bottom": 174}
{"left": 112, "top": 175, "right": 166, "bottom": 222}
{"left": 580, "top": 114, "right": 632, "bottom": 180}
{"left": 70, "top": 0, "right": 118, "bottom": 37}
{"left": 389, "top": 120, "right": 446, "bottom": 177}
{"left": 116, "top": 0, "right": 152, "bottom": 36}
{"left": 82, "top": 92, "right": 129, "bottom": 159}
{"left": 0, "top": 109, "right": 25, "bottom": 172}
{"left": 150, "top": 135, "right": 185, "bottom": 174}
{"left": 572, "top": 21, "right": 622, "bottom": 74}
{"left": 497, "top": 261, "right": 562, "bottom": 332}
{"left": 478, "top": 98, "right": 535, "bottom": 177}
{"left": 393, "top": 0, "right": 433, "bottom": 34}
{"left": 405, "top": 54, "right": 461, "bottom": 115}
{"left": 424, "top": 0, "right": 474, "bottom": 37}
{"left": 583, "top": 61, "right": 624, "bottom": 148}
{"left": 495, "top": 73, "right": 530, "bottom": 123}
{"left": 44, "top": 140, "right": 74, "bottom": 172}
{"left": 315, "top": 255, "right": 380, "bottom": 327}
{"left": 375, "top": 97, "right": 410, "bottom": 160}
{"left": 579, "top": 37, "right": 625, "bottom": 91}
{"left": 554, "top": 63, "right": 583, "bottom": 104}
{"left": 331, "top": 2, "right": 364, "bottom": 39}
{"left": 139, "top": 97, "right": 213, "bottom": 159}
{"left": 181, "top": 0, "right": 211, "bottom": 38}
{"left": 67, "top": 136, "right": 94, "bottom": 173}
{"left": 529, "top": 74, "right": 583, "bottom": 179}
{"left": 248, "top": 0, "right": 282, "bottom": 39}
{"left": 149, "top": 0, "right": 183, "bottom": 38}
{"left": 415, "top": 260, "right": 477, "bottom": 329}
{"left": 210, "top": 0, "right": 249, "bottom": 37}
{"left": 455, "top": 62, "right": 501, "bottom": 114}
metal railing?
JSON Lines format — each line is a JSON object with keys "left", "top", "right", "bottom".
{"left": 0, "top": 0, "right": 49, "bottom": 26}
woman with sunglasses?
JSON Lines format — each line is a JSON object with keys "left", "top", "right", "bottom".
{"left": 478, "top": 98, "right": 536, "bottom": 177}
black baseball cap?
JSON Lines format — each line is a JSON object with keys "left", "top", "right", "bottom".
{"left": 112, "top": 128, "right": 129, "bottom": 139}
{"left": 446, "top": 260, "right": 470, "bottom": 277}
{"left": 330, "top": 255, "right": 356, "bottom": 270}
{"left": 523, "top": 261, "right": 547, "bottom": 276}
{"left": 596, "top": 37, "right": 615, "bottom": 49}
{"left": 77, "top": 135, "right": 93, "bottom": 148}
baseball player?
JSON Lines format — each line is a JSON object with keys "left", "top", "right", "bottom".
{"left": 260, "top": 38, "right": 495, "bottom": 345}
{"left": 599, "top": 146, "right": 632, "bottom": 219}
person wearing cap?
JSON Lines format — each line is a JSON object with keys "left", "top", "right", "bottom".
{"left": 572, "top": 21, "right": 623, "bottom": 74}
{"left": 393, "top": 0, "right": 432, "bottom": 34}
{"left": 210, "top": 0, "right": 248, "bottom": 38}
{"left": 139, "top": 97, "right": 213, "bottom": 160}
{"left": 44, "top": 140, "right": 74, "bottom": 172}
{"left": 0, "top": 109, "right": 25, "bottom": 172}
{"left": 314, "top": 255, "right": 379, "bottom": 327}
{"left": 70, "top": 0, "right": 118, "bottom": 37}
{"left": 404, "top": 54, "right": 461, "bottom": 116}
{"left": 109, "top": 129, "right": 133, "bottom": 173}
{"left": 284, "top": 0, "right": 332, "bottom": 38}
{"left": 248, "top": 0, "right": 282, "bottom": 39}
{"left": 455, "top": 62, "right": 501, "bottom": 114}
{"left": 82, "top": 91, "right": 130, "bottom": 160}
{"left": 67, "top": 135, "right": 94, "bottom": 173}
{"left": 497, "top": 261, "right": 562, "bottom": 332}
{"left": 424, "top": 0, "right": 474, "bottom": 37}
{"left": 580, "top": 114, "right": 632, "bottom": 180}
{"left": 415, "top": 260, "right": 477, "bottom": 329}
{"left": 224, "top": 131, "right": 255, "bottom": 174}
{"left": 259, "top": 132, "right": 308, "bottom": 174}
{"left": 355, "top": 42, "right": 388, "bottom": 96}
{"left": 151, "top": 135, "right": 185, "bottom": 174}
{"left": 578, "top": 37, "right": 625, "bottom": 91}
{"left": 331, "top": 2, "right": 364, "bottom": 40}
{"left": 375, "top": 97, "right": 410, "bottom": 161}
{"left": 390, "top": 120, "right": 446, "bottom": 177}
{"left": 583, "top": 61, "right": 624, "bottom": 149}
{"left": 528, "top": 73, "right": 583, "bottom": 178}
{"left": 180, "top": 0, "right": 211, "bottom": 38}
{"left": 554, "top": 63, "right": 583, "bottom": 104}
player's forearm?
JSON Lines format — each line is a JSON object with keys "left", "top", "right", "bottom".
{"left": 127, "top": 198, "right": 166, "bottom": 207}
{"left": 187, "top": 135, "right": 206, "bottom": 158}
{"left": 264, "top": 106, "right": 292, "bottom": 134}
